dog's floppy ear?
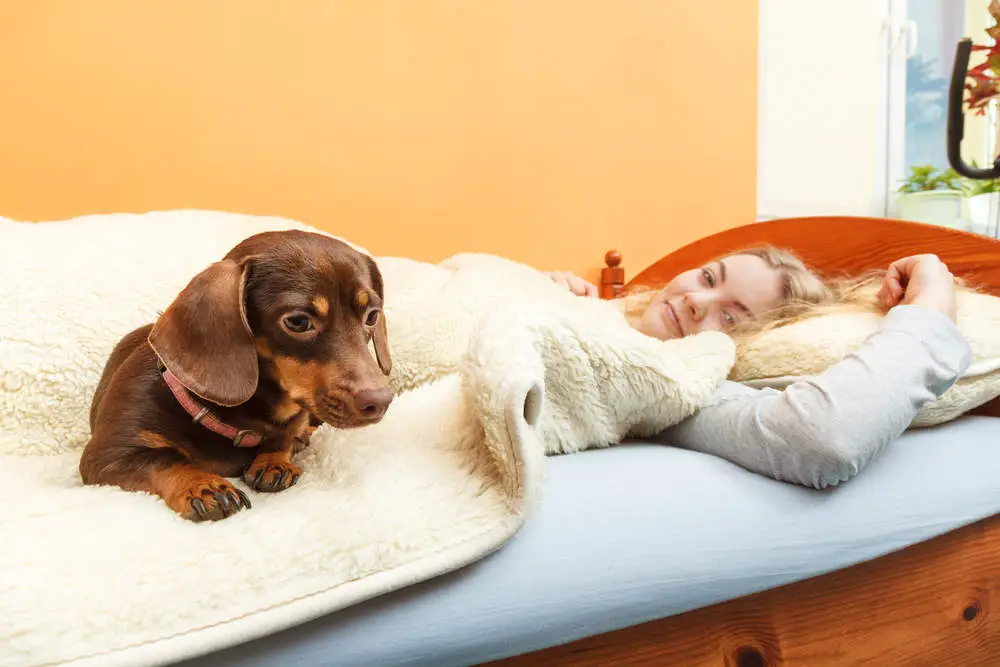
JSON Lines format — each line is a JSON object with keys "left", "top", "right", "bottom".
{"left": 373, "top": 314, "right": 392, "bottom": 376}
{"left": 148, "top": 258, "right": 258, "bottom": 406}
{"left": 366, "top": 256, "right": 392, "bottom": 375}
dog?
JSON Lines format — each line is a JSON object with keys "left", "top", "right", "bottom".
{"left": 79, "top": 229, "right": 393, "bottom": 522}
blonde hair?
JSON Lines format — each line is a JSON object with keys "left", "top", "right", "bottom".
{"left": 742, "top": 267, "right": 973, "bottom": 330}
{"left": 617, "top": 245, "right": 834, "bottom": 329}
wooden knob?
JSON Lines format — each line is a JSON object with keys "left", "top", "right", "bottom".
{"left": 605, "top": 250, "right": 622, "bottom": 268}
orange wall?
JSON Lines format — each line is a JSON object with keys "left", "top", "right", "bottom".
{"left": 0, "top": 1, "right": 757, "bottom": 283}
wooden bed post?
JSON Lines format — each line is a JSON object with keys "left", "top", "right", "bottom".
{"left": 600, "top": 250, "right": 624, "bottom": 299}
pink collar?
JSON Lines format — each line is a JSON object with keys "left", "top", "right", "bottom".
{"left": 159, "top": 364, "right": 263, "bottom": 448}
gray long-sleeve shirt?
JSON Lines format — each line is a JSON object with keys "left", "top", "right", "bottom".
{"left": 657, "top": 305, "right": 973, "bottom": 489}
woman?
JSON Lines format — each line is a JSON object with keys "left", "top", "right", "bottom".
{"left": 546, "top": 249, "right": 971, "bottom": 489}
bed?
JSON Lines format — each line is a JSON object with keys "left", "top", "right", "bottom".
{"left": 173, "top": 215, "right": 1000, "bottom": 667}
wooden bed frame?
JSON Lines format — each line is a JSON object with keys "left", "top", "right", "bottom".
{"left": 486, "top": 216, "right": 1000, "bottom": 667}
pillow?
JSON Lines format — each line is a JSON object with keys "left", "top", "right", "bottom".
{"left": 729, "top": 290, "right": 1000, "bottom": 427}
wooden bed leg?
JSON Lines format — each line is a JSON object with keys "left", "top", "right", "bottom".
{"left": 600, "top": 250, "right": 624, "bottom": 299}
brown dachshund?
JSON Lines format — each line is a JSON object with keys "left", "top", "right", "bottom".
{"left": 79, "top": 230, "right": 393, "bottom": 522}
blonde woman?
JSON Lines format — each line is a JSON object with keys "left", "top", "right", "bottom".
{"left": 546, "top": 250, "right": 971, "bottom": 489}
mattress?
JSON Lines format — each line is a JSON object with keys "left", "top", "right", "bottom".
{"left": 178, "top": 415, "right": 1000, "bottom": 667}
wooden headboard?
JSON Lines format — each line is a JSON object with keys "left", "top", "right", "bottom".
{"left": 600, "top": 216, "right": 1000, "bottom": 297}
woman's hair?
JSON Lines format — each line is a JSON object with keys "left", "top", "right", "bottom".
{"left": 742, "top": 265, "right": 972, "bottom": 335}
{"left": 737, "top": 246, "right": 836, "bottom": 319}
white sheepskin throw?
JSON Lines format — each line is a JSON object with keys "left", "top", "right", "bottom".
{"left": 379, "top": 251, "right": 736, "bottom": 455}
{"left": 0, "top": 210, "right": 734, "bottom": 667}
{"left": 0, "top": 210, "right": 318, "bottom": 456}
{"left": 730, "top": 290, "right": 1000, "bottom": 427}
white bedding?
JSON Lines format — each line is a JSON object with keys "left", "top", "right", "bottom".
{"left": 176, "top": 415, "right": 1000, "bottom": 667}
{"left": 0, "top": 210, "right": 735, "bottom": 667}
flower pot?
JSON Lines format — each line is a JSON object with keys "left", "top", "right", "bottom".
{"left": 966, "top": 192, "right": 1000, "bottom": 237}
{"left": 894, "top": 190, "right": 965, "bottom": 228}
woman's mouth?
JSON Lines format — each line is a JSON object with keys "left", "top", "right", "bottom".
{"left": 664, "top": 302, "right": 683, "bottom": 336}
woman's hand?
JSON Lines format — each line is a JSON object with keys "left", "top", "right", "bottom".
{"left": 877, "top": 254, "right": 958, "bottom": 322}
{"left": 546, "top": 270, "right": 599, "bottom": 298}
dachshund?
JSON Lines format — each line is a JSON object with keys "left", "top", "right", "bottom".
{"left": 79, "top": 229, "right": 393, "bottom": 522}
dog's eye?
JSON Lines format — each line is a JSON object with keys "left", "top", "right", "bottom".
{"left": 282, "top": 313, "right": 314, "bottom": 334}
{"left": 365, "top": 309, "right": 380, "bottom": 327}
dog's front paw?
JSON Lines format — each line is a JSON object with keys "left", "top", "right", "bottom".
{"left": 166, "top": 474, "right": 252, "bottom": 522}
{"left": 243, "top": 452, "right": 302, "bottom": 493}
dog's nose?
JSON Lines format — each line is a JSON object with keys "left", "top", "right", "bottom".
{"left": 352, "top": 386, "right": 393, "bottom": 421}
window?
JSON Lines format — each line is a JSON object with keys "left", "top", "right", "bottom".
{"left": 758, "top": 0, "right": 998, "bottom": 236}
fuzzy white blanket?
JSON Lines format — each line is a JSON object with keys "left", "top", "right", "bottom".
{"left": 0, "top": 210, "right": 735, "bottom": 667}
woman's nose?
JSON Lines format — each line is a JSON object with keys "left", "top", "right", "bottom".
{"left": 683, "top": 292, "right": 708, "bottom": 322}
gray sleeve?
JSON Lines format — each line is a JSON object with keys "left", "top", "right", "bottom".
{"left": 658, "top": 305, "right": 973, "bottom": 489}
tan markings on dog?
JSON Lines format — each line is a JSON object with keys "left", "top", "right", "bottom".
{"left": 272, "top": 395, "right": 304, "bottom": 424}
{"left": 294, "top": 415, "right": 319, "bottom": 454}
{"left": 357, "top": 290, "right": 369, "bottom": 308}
{"left": 284, "top": 410, "right": 312, "bottom": 446}
{"left": 312, "top": 296, "right": 329, "bottom": 318}
{"left": 271, "top": 355, "right": 325, "bottom": 402}
{"left": 139, "top": 430, "right": 177, "bottom": 450}
{"left": 255, "top": 337, "right": 273, "bottom": 359}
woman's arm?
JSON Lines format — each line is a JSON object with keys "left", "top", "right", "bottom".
{"left": 659, "top": 305, "right": 972, "bottom": 488}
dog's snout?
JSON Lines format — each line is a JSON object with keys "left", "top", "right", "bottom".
{"left": 353, "top": 386, "right": 392, "bottom": 421}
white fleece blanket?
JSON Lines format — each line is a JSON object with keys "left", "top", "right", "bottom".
{"left": 0, "top": 210, "right": 735, "bottom": 667}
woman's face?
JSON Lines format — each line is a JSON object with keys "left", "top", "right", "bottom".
{"left": 637, "top": 254, "right": 785, "bottom": 340}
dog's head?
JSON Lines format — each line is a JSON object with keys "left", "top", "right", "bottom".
{"left": 148, "top": 230, "right": 393, "bottom": 428}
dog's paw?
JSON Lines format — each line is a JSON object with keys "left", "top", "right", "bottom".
{"left": 167, "top": 476, "right": 252, "bottom": 522}
{"left": 243, "top": 452, "right": 302, "bottom": 493}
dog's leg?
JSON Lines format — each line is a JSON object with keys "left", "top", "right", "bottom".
{"left": 243, "top": 411, "right": 308, "bottom": 493}
{"left": 80, "top": 439, "right": 251, "bottom": 522}
{"left": 293, "top": 414, "right": 323, "bottom": 453}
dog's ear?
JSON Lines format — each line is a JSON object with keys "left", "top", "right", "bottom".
{"left": 149, "top": 258, "right": 258, "bottom": 406}
{"left": 373, "top": 313, "right": 392, "bottom": 375}
{"left": 366, "top": 256, "right": 392, "bottom": 375}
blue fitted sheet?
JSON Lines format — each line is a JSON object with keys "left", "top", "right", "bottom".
{"left": 179, "top": 416, "right": 1000, "bottom": 667}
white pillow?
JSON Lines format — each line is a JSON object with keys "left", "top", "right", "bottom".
{"left": 729, "top": 290, "right": 1000, "bottom": 426}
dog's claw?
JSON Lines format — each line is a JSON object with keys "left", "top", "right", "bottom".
{"left": 290, "top": 474, "right": 300, "bottom": 487}
{"left": 236, "top": 489, "right": 252, "bottom": 509}
{"left": 222, "top": 490, "right": 240, "bottom": 513}
{"left": 226, "top": 490, "right": 241, "bottom": 513}
{"left": 254, "top": 469, "right": 264, "bottom": 489}
{"left": 279, "top": 470, "right": 291, "bottom": 489}
{"left": 217, "top": 491, "right": 233, "bottom": 517}
{"left": 191, "top": 498, "right": 207, "bottom": 520}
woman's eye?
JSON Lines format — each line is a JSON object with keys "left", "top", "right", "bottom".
{"left": 365, "top": 309, "right": 380, "bottom": 327}
{"left": 722, "top": 311, "right": 737, "bottom": 327}
{"left": 701, "top": 268, "right": 715, "bottom": 287}
{"left": 282, "top": 313, "right": 314, "bottom": 334}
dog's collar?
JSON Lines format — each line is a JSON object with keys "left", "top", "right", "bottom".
{"left": 157, "top": 361, "right": 263, "bottom": 448}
